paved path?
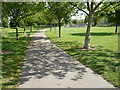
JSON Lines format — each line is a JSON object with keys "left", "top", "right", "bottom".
{"left": 19, "top": 29, "right": 115, "bottom": 88}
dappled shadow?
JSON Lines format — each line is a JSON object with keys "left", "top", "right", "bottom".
{"left": 57, "top": 41, "right": 119, "bottom": 75}
{"left": 32, "top": 36, "right": 49, "bottom": 41}
{"left": 19, "top": 34, "right": 87, "bottom": 85}
{"left": 2, "top": 29, "right": 47, "bottom": 88}
{"left": 71, "top": 32, "right": 115, "bottom": 36}
{"left": 2, "top": 37, "right": 32, "bottom": 87}
{"left": 52, "top": 41, "right": 119, "bottom": 87}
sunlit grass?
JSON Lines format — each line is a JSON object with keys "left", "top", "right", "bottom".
{"left": 46, "top": 26, "right": 119, "bottom": 88}
{"left": 2, "top": 27, "right": 43, "bottom": 88}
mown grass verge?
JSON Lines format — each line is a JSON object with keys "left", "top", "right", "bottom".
{"left": 1, "top": 27, "right": 45, "bottom": 88}
{"left": 46, "top": 26, "right": 119, "bottom": 88}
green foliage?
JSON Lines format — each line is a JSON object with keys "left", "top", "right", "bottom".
{"left": 18, "top": 20, "right": 25, "bottom": 27}
{"left": 48, "top": 2, "right": 74, "bottom": 23}
{"left": 3, "top": 2, "right": 25, "bottom": 26}
{"left": 2, "top": 2, "right": 46, "bottom": 39}
{"left": 100, "top": 2, "right": 120, "bottom": 24}
{"left": 2, "top": 17, "right": 9, "bottom": 28}
{"left": 46, "top": 27, "right": 119, "bottom": 88}
{"left": 72, "top": 20, "right": 78, "bottom": 25}
{"left": 42, "top": 9, "right": 57, "bottom": 25}
{"left": 33, "top": 23, "right": 37, "bottom": 27}
{"left": 24, "top": 3, "right": 45, "bottom": 26}
{"left": 64, "top": 16, "right": 71, "bottom": 24}
{"left": 2, "top": 2, "right": 45, "bottom": 27}
{"left": 47, "top": 2, "right": 74, "bottom": 37}
{"left": 9, "top": 18, "right": 16, "bottom": 27}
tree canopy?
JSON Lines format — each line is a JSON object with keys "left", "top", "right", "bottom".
{"left": 47, "top": 2, "right": 74, "bottom": 37}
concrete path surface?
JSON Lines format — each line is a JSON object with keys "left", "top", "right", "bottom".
{"left": 18, "top": 29, "right": 115, "bottom": 88}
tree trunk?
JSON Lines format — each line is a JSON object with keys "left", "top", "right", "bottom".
{"left": 94, "top": 21, "right": 97, "bottom": 26}
{"left": 58, "top": 20, "right": 61, "bottom": 38}
{"left": 16, "top": 26, "right": 19, "bottom": 40}
{"left": 84, "top": 14, "right": 93, "bottom": 49}
{"left": 115, "top": 23, "right": 118, "bottom": 34}
{"left": 24, "top": 25, "right": 26, "bottom": 35}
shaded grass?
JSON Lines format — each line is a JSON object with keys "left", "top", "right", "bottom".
{"left": 2, "top": 27, "right": 44, "bottom": 88}
{"left": 46, "top": 27, "right": 119, "bottom": 88}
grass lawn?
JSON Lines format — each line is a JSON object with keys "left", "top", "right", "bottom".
{"left": 46, "top": 26, "right": 119, "bottom": 88}
{"left": 1, "top": 27, "right": 43, "bottom": 88}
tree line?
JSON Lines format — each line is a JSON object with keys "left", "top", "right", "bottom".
{"left": 2, "top": 2, "right": 120, "bottom": 49}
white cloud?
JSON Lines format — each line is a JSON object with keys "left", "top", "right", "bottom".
{"left": 71, "top": 11, "right": 86, "bottom": 20}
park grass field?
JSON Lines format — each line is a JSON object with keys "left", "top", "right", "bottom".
{"left": 46, "top": 26, "right": 119, "bottom": 88}
{"left": 1, "top": 27, "right": 40, "bottom": 88}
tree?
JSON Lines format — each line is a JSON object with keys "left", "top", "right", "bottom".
{"left": 2, "top": 16, "right": 9, "bottom": 28}
{"left": 2, "top": 2, "right": 45, "bottom": 39}
{"left": 21, "top": 2, "right": 45, "bottom": 35}
{"left": 48, "top": 2, "right": 74, "bottom": 37}
{"left": 64, "top": 16, "right": 71, "bottom": 25}
{"left": 84, "top": 14, "right": 99, "bottom": 26}
{"left": 3, "top": 2, "right": 28, "bottom": 39}
{"left": 26, "top": 14, "right": 38, "bottom": 33}
{"left": 102, "top": 2, "right": 120, "bottom": 33}
{"left": 42, "top": 9, "right": 57, "bottom": 31}
{"left": 70, "top": 2, "right": 112, "bottom": 49}
{"left": 92, "top": 15, "right": 99, "bottom": 26}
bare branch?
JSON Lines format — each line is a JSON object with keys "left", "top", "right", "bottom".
{"left": 69, "top": 2, "right": 89, "bottom": 15}
{"left": 91, "top": 2, "right": 94, "bottom": 11}
{"left": 76, "top": 7, "right": 89, "bottom": 15}
{"left": 93, "top": 0, "right": 105, "bottom": 12}
{"left": 87, "top": 2, "right": 90, "bottom": 11}
{"left": 95, "top": 3, "right": 112, "bottom": 13}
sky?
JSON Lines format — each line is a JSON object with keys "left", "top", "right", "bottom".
{"left": 71, "top": 11, "right": 86, "bottom": 20}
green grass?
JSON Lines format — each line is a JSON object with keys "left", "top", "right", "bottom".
{"left": 1, "top": 27, "right": 44, "bottom": 88}
{"left": 46, "top": 27, "right": 119, "bottom": 88}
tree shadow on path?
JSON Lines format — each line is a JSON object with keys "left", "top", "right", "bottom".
{"left": 19, "top": 36, "right": 87, "bottom": 85}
